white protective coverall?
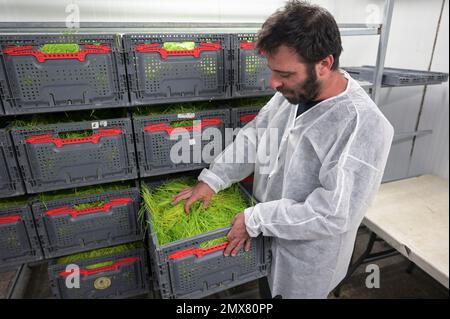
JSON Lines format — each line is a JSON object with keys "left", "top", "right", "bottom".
{"left": 198, "top": 72, "right": 394, "bottom": 298}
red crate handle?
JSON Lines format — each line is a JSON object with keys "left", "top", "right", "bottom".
{"left": 0, "top": 215, "right": 21, "bottom": 225}
{"left": 239, "top": 113, "right": 257, "bottom": 123}
{"left": 135, "top": 42, "right": 222, "bottom": 59}
{"left": 58, "top": 256, "right": 140, "bottom": 278}
{"left": 169, "top": 242, "right": 229, "bottom": 260}
{"left": 25, "top": 128, "right": 123, "bottom": 148}
{"left": 240, "top": 41, "right": 255, "bottom": 50}
{"left": 144, "top": 118, "right": 223, "bottom": 136}
{"left": 3, "top": 44, "right": 112, "bottom": 62}
{"left": 44, "top": 197, "right": 132, "bottom": 218}
{"left": 242, "top": 175, "right": 254, "bottom": 183}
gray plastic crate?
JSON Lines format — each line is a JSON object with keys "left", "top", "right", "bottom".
{"left": 231, "top": 106, "right": 263, "bottom": 129}
{"left": 48, "top": 246, "right": 149, "bottom": 299}
{"left": 231, "top": 34, "right": 275, "bottom": 97}
{"left": 0, "top": 33, "right": 128, "bottom": 115}
{"left": 32, "top": 187, "right": 143, "bottom": 259}
{"left": 134, "top": 108, "right": 230, "bottom": 177}
{"left": 11, "top": 117, "right": 137, "bottom": 194}
{"left": 144, "top": 179, "right": 270, "bottom": 299}
{"left": 0, "top": 128, "right": 25, "bottom": 198}
{"left": 0, "top": 203, "right": 43, "bottom": 268}
{"left": 344, "top": 65, "right": 449, "bottom": 86}
{"left": 123, "top": 33, "right": 231, "bottom": 105}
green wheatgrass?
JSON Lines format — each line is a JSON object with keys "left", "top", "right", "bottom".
{"left": 234, "top": 96, "right": 271, "bottom": 108}
{"left": 0, "top": 195, "right": 29, "bottom": 209}
{"left": 40, "top": 43, "right": 80, "bottom": 54}
{"left": 37, "top": 182, "right": 133, "bottom": 209}
{"left": 163, "top": 42, "right": 196, "bottom": 51}
{"left": 140, "top": 178, "right": 248, "bottom": 248}
{"left": 133, "top": 101, "right": 216, "bottom": 117}
{"left": 56, "top": 242, "right": 142, "bottom": 265}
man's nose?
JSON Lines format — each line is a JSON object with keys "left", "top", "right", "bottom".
{"left": 270, "top": 74, "right": 282, "bottom": 90}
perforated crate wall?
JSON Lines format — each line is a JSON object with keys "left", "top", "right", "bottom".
{"left": 144, "top": 180, "right": 270, "bottom": 299}
{"left": 0, "top": 33, "right": 128, "bottom": 115}
{"left": 0, "top": 128, "right": 25, "bottom": 198}
{"left": 123, "top": 33, "right": 231, "bottom": 105}
{"left": 0, "top": 203, "right": 43, "bottom": 268}
{"left": 134, "top": 108, "right": 230, "bottom": 177}
{"left": 48, "top": 246, "right": 149, "bottom": 299}
{"left": 231, "top": 34, "right": 274, "bottom": 97}
{"left": 231, "top": 106, "right": 264, "bottom": 129}
{"left": 32, "top": 187, "right": 143, "bottom": 259}
{"left": 11, "top": 117, "right": 137, "bottom": 194}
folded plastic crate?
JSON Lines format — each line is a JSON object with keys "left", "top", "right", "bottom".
{"left": 0, "top": 33, "right": 128, "bottom": 115}
{"left": 231, "top": 34, "right": 274, "bottom": 97}
{"left": 0, "top": 128, "right": 25, "bottom": 198}
{"left": 0, "top": 202, "right": 43, "bottom": 269}
{"left": 144, "top": 179, "right": 270, "bottom": 299}
{"left": 48, "top": 244, "right": 149, "bottom": 299}
{"left": 134, "top": 108, "right": 230, "bottom": 177}
{"left": 123, "top": 33, "right": 231, "bottom": 105}
{"left": 32, "top": 187, "right": 142, "bottom": 259}
{"left": 10, "top": 117, "right": 137, "bottom": 193}
{"left": 344, "top": 65, "right": 449, "bottom": 86}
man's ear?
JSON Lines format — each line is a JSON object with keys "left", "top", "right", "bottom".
{"left": 316, "top": 55, "right": 334, "bottom": 77}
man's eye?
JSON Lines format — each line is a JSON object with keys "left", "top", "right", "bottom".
{"left": 279, "top": 73, "right": 290, "bottom": 78}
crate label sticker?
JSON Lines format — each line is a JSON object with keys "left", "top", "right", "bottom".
{"left": 91, "top": 121, "right": 108, "bottom": 129}
{"left": 178, "top": 113, "right": 195, "bottom": 119}
{"left": 189, "top": 138, "right": 196, "bottom": 146}
{"left": 94, "top": 277, "right": 112, "bottom": 290}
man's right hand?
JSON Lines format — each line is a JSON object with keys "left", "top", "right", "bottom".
{"left": 171, "top": 181, "right": 215, "bottom": 214}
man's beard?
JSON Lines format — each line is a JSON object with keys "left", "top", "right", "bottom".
{"left": 277, "top": 64, "right": 321, "bottom": 104}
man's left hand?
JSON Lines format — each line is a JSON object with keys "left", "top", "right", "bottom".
{"left": 224, "top": 212, "right": 251, "bottom": 257}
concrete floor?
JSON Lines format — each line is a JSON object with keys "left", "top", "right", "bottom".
{"left": 1, "top": 226, "right": 448, "bottom": 299}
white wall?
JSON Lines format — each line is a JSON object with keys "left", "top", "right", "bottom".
{"left": 409, "top": 0, "right": 449, "bottom": 180}
{"left": 0, "top": 0, "right": 448, "bottom": 180}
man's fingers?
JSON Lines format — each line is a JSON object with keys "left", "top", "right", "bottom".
{"left": 224, "top": 239, "right": 239, "bottom": 256}
{"left": 172, "top": 189, "right": 193, "bottom": 205}
{"left": 245, "top": 238, "right": 251, "bottom": 252}
{"left": 172, "top": 187, "right": 191, "bottom": 200}
{"left": 184, "top": 195, "right": 198, "bottom": 214}
{"left": 202, "top": 197, "right": 211, "bottom": 209}
{"left": 231, "top": 240, "right": 245, "bottom": 256}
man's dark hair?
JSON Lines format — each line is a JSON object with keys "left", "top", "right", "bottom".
{"left": 256, "top": 0, "right": 343, "bottom": 70}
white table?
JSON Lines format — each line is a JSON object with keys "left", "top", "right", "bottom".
{"left": 363, "top": 175, "right": 449, "bottom": 288}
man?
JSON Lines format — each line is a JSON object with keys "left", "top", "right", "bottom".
{"left": 172, "top": 0, "right": 394, "bottom": 298}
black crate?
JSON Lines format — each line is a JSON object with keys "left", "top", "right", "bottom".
{"left": 0, "top": 33, "right": 129, "bottom": 115}
{"left": 10, "top": 117, "right": 137, "bottom": 193}
{"left": 0, "top": 203, "right": 43, "bottom": 268}
{"left": 48, "top": 246, "right": 149, "bottom": 299}
{"left": 144, "top": 178, "right": 270, "bottom": 299}
{"left": 32, "top": 187, "right": 143, "bottom": 259}
{"left": 123, "top": 33, "right": 231, "bottom": 105}
{"left": 231, "top": 34, "right": 275, "bottom": 97}
{"left": 134, "top": 108, "right": 230, "bottom": 177}
{"left": 0, "top": 128, "right": 25, "bottom": 198}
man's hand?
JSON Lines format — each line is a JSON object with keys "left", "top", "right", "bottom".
{"left": 171, "top": 181, "right": 215, "bottom": 214}
{"left": 224, "top": 212, "right": 251, "bottom": 257}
